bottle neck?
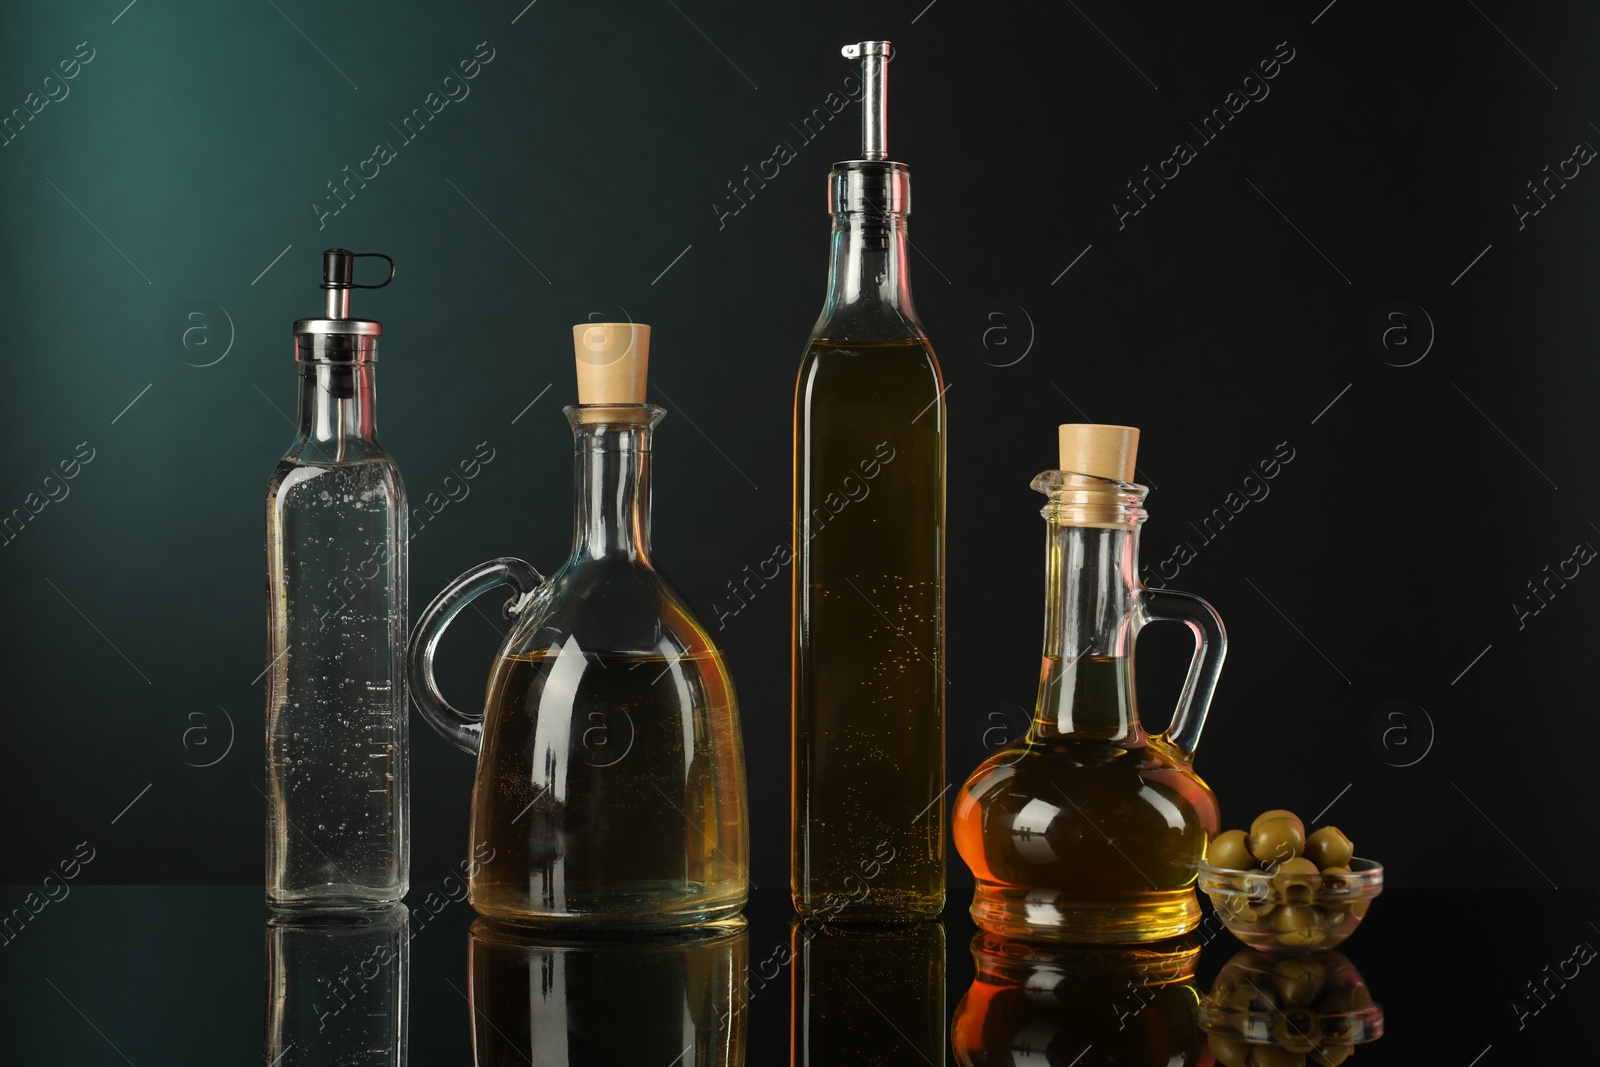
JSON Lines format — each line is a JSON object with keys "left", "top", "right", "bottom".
{"left": 814, "top": 212, "right": 925, "bottom": 339}
{"left": 292, "top": 361, "right": 380, "bottom": 463}
{"left": 570, "top": 419, "right": 655, "bottom": 563}
{"left": 1034, "top": 523, "right": 1143, "bottom": 742}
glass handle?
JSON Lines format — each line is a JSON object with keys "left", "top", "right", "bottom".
{"left": 1138, "top": 587, "right": 1227, "bottom": 760}
{"left": 406, "top": 557, "right": 544, "bottom": 756}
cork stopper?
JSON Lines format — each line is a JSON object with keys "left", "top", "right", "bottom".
{"left": 572, "top": 322, "right": 650, "bottom": 404}
{"left": 1057, "top": 424, "right": 1139, "bottom": 483}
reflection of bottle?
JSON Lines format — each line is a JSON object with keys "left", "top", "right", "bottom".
{"left": 790, "top": 920, "right": 944, "bottom": 1066}
{"left": 468, "top": 918, "right": 746, "bottom": 1066}
{"left": 952, "top": 933, "right": 1202, "bottom": 1066}
{"left": 265, "top": 904, "right": 409, "bottom": 1066}
{"left": 409, "top": 324, "right": 747, "bottom": 927}
{"left": 954, "top": 426, "right": 1225, "bottom": 942}
{"left": 792, "top": 39, "right": 946, "bottom": 922}
{"left": 266, "top": 249, "right": 407, "bottom": 907}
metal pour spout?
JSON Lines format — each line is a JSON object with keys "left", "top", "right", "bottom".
{"left": 318, "top": 248, "right": 395, "bottom": 320}
{"left": 841, "top": 40, "right": 891, "bottom": 161}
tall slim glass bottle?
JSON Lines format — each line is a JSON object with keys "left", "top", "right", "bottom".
{"left": 792, "top": 41, "right": 946, "bottom": 920}
{"left": 266, "top": 249, "right": 408, "bottom": 907}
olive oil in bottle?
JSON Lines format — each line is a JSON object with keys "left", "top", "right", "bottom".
{"left": 953, "top": 426, "right": 1226, "bottom": 942}
{"left": 408, "top": 324, "right": 748, "bottom": 929}
{"left": 792, "top": 42, "right": 946, "bottom": 921}
{"left": 472, "top": 648, "right": 744, "bottom": 925}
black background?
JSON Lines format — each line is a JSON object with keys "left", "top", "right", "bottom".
{"left": 2, "top": 0, "right": 1596, "bottom": 895}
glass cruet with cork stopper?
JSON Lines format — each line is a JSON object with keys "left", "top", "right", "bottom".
{"left": 406, "top": 323, "right": 749, "bottom": 928}
{"left": 953, "top": 425, "right": 1226, "bottom": 942}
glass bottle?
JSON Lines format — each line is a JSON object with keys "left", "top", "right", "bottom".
{"left": 790, "top": 919, "right": 945, "bottom": 1067}
{"left": 264, "top": 904, "right": 409, "bottom": 1067}
{"left": 793, "top": 40, "right": 947, "bottom": 921}
{"left": 408, "top": 323, "right": 748, "bottom": 928}
{"left": 468, "top": 918, "right": 746, "bottom": 1066}
{"left": 952, "top": 933, "right": 1204, "bottom": 1066}
{"left": 954, "top": 425, "right": 1225, "bottom": 942}
{"left": 266, "top": 249, "right": 407, "bottom": 908}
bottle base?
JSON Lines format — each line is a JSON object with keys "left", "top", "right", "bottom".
{"left": 969, "top": 883, "right": 1200, "bottom": 943}
{"left": 470, "top": 881, "right": 747, "bottom": 931}
{"left": 792, "top": 886, "right": 945, "bottom": 924}
{"left": 267, "top": 883, "right": 407, "bottom": 913}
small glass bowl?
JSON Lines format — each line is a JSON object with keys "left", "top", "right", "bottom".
{"left": 1198, "top": 857, "right": 1382, "bottom": 951}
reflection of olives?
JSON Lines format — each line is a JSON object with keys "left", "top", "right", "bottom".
{"left": 1250, "top": 1045, "right": 1306, "bottom": 1067}
{"left": 1209, "top": 1032, "right": 1253, "bottom": 1067}
{"left": 1271, "top": 958, "right": 1326, "bottom": 1005}
{"left": 1319, "top": 982, "right": 1372, "bottom": 1014}
{"left": 1226, "top": 982, "right": 1275, "bottom": 1012}
{"left": 1210, "top": 829, "right": 1256, "bottom": 870}
{"left": 1204, "top": 949, "right": 1379, "bottom": 1067}
{"left": 1305, "top": 827, "right": 1354, "bottom": 869}
{"left": 1250, "top": 817, "right": 1305, "bottom": 864}
{"left": 1274, "top": 1009, "right": 1321, "bottom": 1052}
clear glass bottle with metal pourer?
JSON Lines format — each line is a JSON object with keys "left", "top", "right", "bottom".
{"left": 266, "top": 248, "right": 408, "bottom": 908}
{"left": 954, "top": 425, "right": 1226, "bottom": 942}
{"left": 408, "top": 323, "right": 748, "bottom": 929}
{"left": 792, "top": 39, "right": 947, "bottom": 922}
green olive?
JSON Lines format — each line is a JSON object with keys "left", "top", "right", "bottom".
{"left": 1311, "top": 1047, "right": 1353, "bottom": 1067}
{"left": 1249, "top": 1045, "right": 1307, "bottom": 1067}
{"left": 1215, "top": 890, "right": 1276, "bottom": 924}
{"left": 1272, "top": 958, "right": 1327, "bottom": 1005}
{"left": 1272, "top": 905, "right": 1327, "bottom": 947}
{"left": 1250, "top": 817, "right": 1306, "bottom": 865}
{"left": 1271, "top": 857, "right": 1323, "bottom": 905}
{"left": 1210, "top": 828, "right": 1257, "bottom": 869}
{"left": 1305, "top": 826, "right": 1354, "bottom": 869}
{"left": 1209, "top": 1032, "right": 1253, "bottom": 1067}
{"left": 1334, "top": 896, "right": 1371, "bottom": 918}
{"left": 1318, "top": 867, "right": 1357, "bottom": 918}
{"left": 1251, "top": 809, "right": 1305, "bottom": 839}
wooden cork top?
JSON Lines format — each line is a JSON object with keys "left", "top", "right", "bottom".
{"left": 572, "top": 322, "right": 650, "bottom": 404}
{"left": 1058, "top": 424, "right": 1139, "bottom": 483}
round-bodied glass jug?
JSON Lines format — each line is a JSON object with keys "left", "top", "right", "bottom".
{"left": 954, "top": 427, "right": 1225, "bottom": 943}
{"left": 407, "top": 403, "right": 748, "bottom": 928}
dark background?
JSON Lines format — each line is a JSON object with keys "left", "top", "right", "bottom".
{"left": 2, "top": 0, "right": 1595, "bottom": 894}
